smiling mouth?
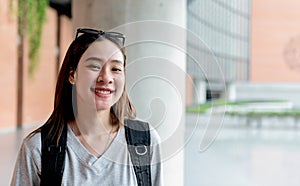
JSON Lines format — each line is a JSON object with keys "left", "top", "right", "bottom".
{"left": 95, "top": 89, "right": 111, "bottom": 95}
{"left": 92, "top": 88, "right": 114, "bottom": 97}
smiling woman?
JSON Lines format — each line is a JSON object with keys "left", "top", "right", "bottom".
{"left": 70, "top": 39, "right": 125, "bottom": 111}
{"left": 10, "top": 28, "right": 163, "bottom": 186}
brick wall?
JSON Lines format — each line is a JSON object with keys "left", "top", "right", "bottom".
{"left": 0, "top": 1, "right": 72, "bottom": 130}
{"left": 251, "top": 0, "right": 300, "bottom": 82}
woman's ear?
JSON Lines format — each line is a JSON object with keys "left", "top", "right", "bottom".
{"left": 69, "top": 70, "right": 76, "bottom": 84}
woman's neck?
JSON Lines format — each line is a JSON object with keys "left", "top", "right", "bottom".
{"left": 70, "top": 109, "right": 119, "bottom": 158}
{"left": 72, "top": 108, "right": 115, "bottom": 137}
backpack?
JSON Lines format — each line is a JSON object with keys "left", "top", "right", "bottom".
{"left": 40, "top": 119, "right": 151, "bottom": 186}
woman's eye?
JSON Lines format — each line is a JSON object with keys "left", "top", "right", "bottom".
{"left": 88, "top": 65, "right": 101, "bottom": 70}
{"left": 112, "top": 67, "right": 122, "bottom": 72}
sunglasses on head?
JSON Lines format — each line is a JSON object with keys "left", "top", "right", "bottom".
{"left": 75, "top": 28, "right": 125, "bottom": 46}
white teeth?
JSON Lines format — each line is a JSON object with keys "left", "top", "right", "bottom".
{"left": 96, "top": 90, "right": 110, "bottom": 94}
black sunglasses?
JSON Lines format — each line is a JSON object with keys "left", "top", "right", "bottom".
{"left": 75, "top": 28, "right": 125, "bottom": 46}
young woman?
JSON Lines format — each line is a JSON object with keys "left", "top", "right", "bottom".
{"left": 11, "top": 28, "right": 162, "bottom": 186}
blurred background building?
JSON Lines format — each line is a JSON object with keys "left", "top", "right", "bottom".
{"left": 187, "top": 0, "right": 250, "bottom": 102}
{"left": 1, "top": 0, "right": 300, "bottom": 129}
{"left": 186, "top": 0, "right": 300, "bottom": 106}
{"left": 0, "top": 0, "right": 73, "bottom": 131}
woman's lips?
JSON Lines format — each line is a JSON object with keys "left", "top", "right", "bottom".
{"left": 92, "top": 87, "right": 113, "bottom": 98}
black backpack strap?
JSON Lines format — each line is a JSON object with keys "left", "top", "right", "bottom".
{"left": 124, "top": 119, "right": 152, "bottom": 186}
{"left": 41, "top": 125, "right": 67, "bottom": 186}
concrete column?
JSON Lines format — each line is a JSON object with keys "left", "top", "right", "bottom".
{"left": 194, "top": 79, "right": 207, "bottom": 104}
{"left": 227, "top": 83, "right": 236, "bottom": 102}
{"left": 73, "top": 1, "right": 186, "bottom": 186}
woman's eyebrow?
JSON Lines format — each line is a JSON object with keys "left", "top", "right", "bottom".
{"left": 85, "top": 57, "right": 104, "bottom": 62}
{"left": 111, "top": 59, "right": 123, "bottom": 65}
{"left": 85, "top": 57, "right": 123, "bottom": 65}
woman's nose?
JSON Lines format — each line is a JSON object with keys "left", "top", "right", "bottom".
{"left": 97, "top": 68, "right": 113, "bottom": 84}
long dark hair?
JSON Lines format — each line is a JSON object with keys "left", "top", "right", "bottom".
{"left": 31, "top": 31, "right": 136, "bottom": 144}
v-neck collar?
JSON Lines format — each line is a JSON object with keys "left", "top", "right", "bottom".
{"left": 67, "top": 125, "right": 124, "bottom": 168}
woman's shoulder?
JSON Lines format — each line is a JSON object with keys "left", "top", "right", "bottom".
{"left": 148, "top": 124, "right": 161, "bottom": 145}
{"left": 125, "top": 119, "right": 161, "bottom": 145}
{"left": 22, "top": 131, "right": 41, "bottom": 151}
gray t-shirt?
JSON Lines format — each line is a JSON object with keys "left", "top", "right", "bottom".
{"left": 11, "top": 125, "right": 163, "bottom": 186}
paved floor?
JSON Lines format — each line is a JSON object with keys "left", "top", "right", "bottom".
{"left": 1, "top": 126, "right": 34, "bottom": 186}
{"left": 184, "top": 113, "right": 300, "bottom": 186}
{"left": 2, "top": 114, "right": 300, "bottom": 186}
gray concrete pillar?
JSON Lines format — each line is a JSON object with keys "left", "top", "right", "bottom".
{"left": 194, "top": 79, "right": 207, "bottom": 104}
{"left": 227, "top": 83, "right": 237, "bottom": 102}
{"left": 72, "top": 1, "right": 186, "bottom": 186}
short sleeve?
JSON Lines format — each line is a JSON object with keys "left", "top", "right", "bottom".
{"left": 10, "top": 133, "right": 42, "bottom": 186}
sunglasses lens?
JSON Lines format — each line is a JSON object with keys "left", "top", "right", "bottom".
{"left": 75, "top": 28, "right": 125, "bottom": 45}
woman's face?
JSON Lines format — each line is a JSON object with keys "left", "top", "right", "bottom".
{"left": 70, "top": 39, "right": 125, "bottom": 111}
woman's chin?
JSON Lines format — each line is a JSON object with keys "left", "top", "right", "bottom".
{"left": 95, "top": 103, "right": 112, "bottom": 111}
